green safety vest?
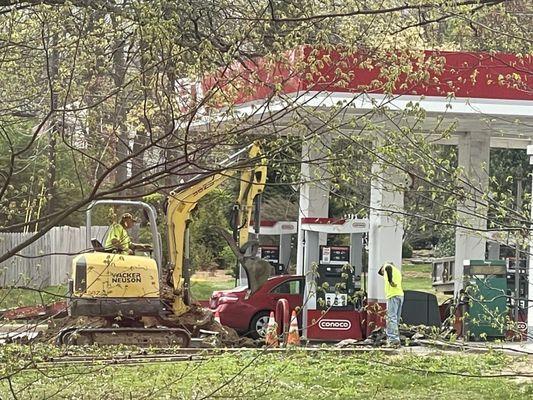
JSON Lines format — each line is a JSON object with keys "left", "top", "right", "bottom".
{"left": 384, "top": 263, "right": 404, "bottom": 299}
{"left": 104, "top": 223, "right": 131, "bottom": 253}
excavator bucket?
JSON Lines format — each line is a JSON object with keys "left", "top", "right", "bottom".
{"left": 241, "top": 255, "right": 272, "bottom": 295}
{"left": 215, "top": 227, "right": 271, "bottom": 294}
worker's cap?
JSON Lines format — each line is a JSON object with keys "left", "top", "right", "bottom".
{"left": 120, "top": 213, "right": 137, "bottom": 222}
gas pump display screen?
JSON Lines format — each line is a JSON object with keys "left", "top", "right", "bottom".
{"left": 320, "top": 246, "right": 350, "bottom": 265}
{"left": 260, "top": 246, "right": 279, "bottom": 263}
{"left": 259, "top": 246, "right": 285, "bottom": 275}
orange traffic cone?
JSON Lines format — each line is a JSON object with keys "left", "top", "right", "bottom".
{"left": 214, "top": 310, "right": 221, "bottom": 324}
{"left": 286, "top": 310, "right": 300, "bottom": 346}
{"left": 264, "top": 311, "right": 279, "bottom": 347}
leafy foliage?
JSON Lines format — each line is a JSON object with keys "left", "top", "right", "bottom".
{"left": 0, "top": 347, "right": 530, "bottom": 399}
{"left": 0, "top": 1, "right": 531, "bottom": 396}
{"left": 189, "top": 189, "right": 236, "bottom": 271}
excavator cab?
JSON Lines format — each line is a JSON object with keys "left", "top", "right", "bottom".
{"left": 68, "top": 200, "right": 164, "bottom": 318}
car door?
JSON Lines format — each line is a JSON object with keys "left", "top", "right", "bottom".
{"left": 268, "top": 278, "right": 304, "bottom": 312}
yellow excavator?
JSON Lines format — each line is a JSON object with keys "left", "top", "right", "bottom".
{"left": 58, "top": 143, "right": 270, "bottom": 346}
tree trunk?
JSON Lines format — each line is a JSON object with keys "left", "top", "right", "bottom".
{"left": 111, "top": 15, "right": 128, "bottom": 189}
{"left": 45, "top": 33, "right": 59, "bottom": 217}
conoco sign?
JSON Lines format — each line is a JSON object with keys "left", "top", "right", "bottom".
{"left": 318, "top": 319, "right": 352, "bottom": 330}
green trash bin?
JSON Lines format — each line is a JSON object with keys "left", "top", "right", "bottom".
{"left": 462, "top": 259, "right": 508, "bottom": 340}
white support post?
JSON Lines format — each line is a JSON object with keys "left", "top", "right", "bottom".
{"left": 526, "top": 145, "right": 533, "bottom": 342}
{"left": 301, "top": 228, "right": 320, "bottom": 338}
{"left": 367, "top": 162, "right": 406, "bottom": 304}
{"left": 487, "top": 241, "right": 501, "bottom": 260}
{"left": 454, "top": 132, "right": 490, "bottom": 296}
{"left": 279, "top": 233, "right": 292, "bottom": 270}
{"left": 296, "top": 137, "right": 331, "bottom": 275}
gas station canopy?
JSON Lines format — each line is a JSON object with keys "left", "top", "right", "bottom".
{"left": 193, "top": 47, "right": 532, "bottom": 146}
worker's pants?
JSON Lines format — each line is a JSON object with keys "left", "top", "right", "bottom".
{"left": 386, "top": 295, "right": 404, "bottom": 343}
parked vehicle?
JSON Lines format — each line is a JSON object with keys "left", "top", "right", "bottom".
{"left": 209, "top": 275, "right": 304, "bottom": 338}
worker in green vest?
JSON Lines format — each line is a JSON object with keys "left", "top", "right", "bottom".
{"left": 105, "top": 213, "right": 151, "bottom": 254}
{"left": 378, "top": 262, "right": 404, "bottom": 347}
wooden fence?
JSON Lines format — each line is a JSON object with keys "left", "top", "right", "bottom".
{"left": 0, "top": 226, "right": 108, "bottom": 288}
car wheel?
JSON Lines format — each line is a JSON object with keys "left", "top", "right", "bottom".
{"left": 249, "top": 311, "right": 271, "bottom": 339}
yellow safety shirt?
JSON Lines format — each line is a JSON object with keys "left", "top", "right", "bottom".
{"left": 384, "top": 263, "right": 404, "bottom": 299}
{"left": 104, "top": 223, "right": 131, "bottom": 253}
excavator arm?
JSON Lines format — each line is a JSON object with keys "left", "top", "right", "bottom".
{"left": 233, "top": 144, "right": 267, "bottom": 249}
{"left": 166, "top": 142, "right": 267, "bottom": 315}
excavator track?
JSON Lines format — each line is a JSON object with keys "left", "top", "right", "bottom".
{"left": 57, "top": 327, "right": 191, "bottom": 347}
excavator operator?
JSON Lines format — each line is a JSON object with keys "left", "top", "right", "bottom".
{"left": 105, "top": 213, "right": 152, "bottom": 254}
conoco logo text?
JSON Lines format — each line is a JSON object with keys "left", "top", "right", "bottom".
{"left": 318, "top": 319, "right": 351, "bottom": 330}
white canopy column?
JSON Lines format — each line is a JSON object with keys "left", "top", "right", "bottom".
{"left": 454, "top": 131, "right": 490, "bottom": 296}
{"left": 367, "top": 162, "right": 407, "bottom": 305}
{"left": 296, "top": 136, "right": 331, "bottom": 275}
{"left": 526, "top": 145, "right": 533, "bottom": 342}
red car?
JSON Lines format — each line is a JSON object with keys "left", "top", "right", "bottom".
{"left": 209, "top": 275, "right": 304, "bottom": 338}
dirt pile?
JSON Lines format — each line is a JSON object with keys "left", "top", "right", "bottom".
{"left": 7, "top": 305, "right": 257, "bottom": 348}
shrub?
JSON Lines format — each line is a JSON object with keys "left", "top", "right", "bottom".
{"left": 402, "top": 242, "right": 413, "bottom": 258}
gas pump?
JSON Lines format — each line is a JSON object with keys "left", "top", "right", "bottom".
{"left": 506, "top": 257, "right": 529, "bottom": 338}
{"left": 258, "top": 246, "right": 283, "bottom": 275}
{"left": 250, "top": 220, "right": 297, "bottom": 276}
{"left": 301, "top": 218, "right": 369, "bottom": 341}
{"left": 316, "top": 246, "right": 360, "bottom": 309}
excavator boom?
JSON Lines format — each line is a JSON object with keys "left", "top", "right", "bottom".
{"left": 166, "top": 142, "right": 267, "bottom": 315}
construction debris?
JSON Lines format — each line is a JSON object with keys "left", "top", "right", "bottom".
{"left": 335, "top": 339, "right": 360, "bottom": 348}
{"left": 361, "top": 328, "right": 388, "bottom": 346}
{"left": 1, "top": 301, "right": 67, "bottom": 320}
{"left": 0, "top": 323, "right": 48, "bottom": 344}
{"left": 0, "top": 301, "right": 259, "bottom": 348}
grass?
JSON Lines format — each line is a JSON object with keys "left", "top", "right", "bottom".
{"left": 190, "top": 278, "right": 235, "bottom": 301}
{"left": 402, "top": 263, "right": 451, "bottom": 303}
{"left": 0, "top": 285, "right": 67, "bottom": 310}
{"left": 0, "top": 345, "right": 530, "bottom": 399}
